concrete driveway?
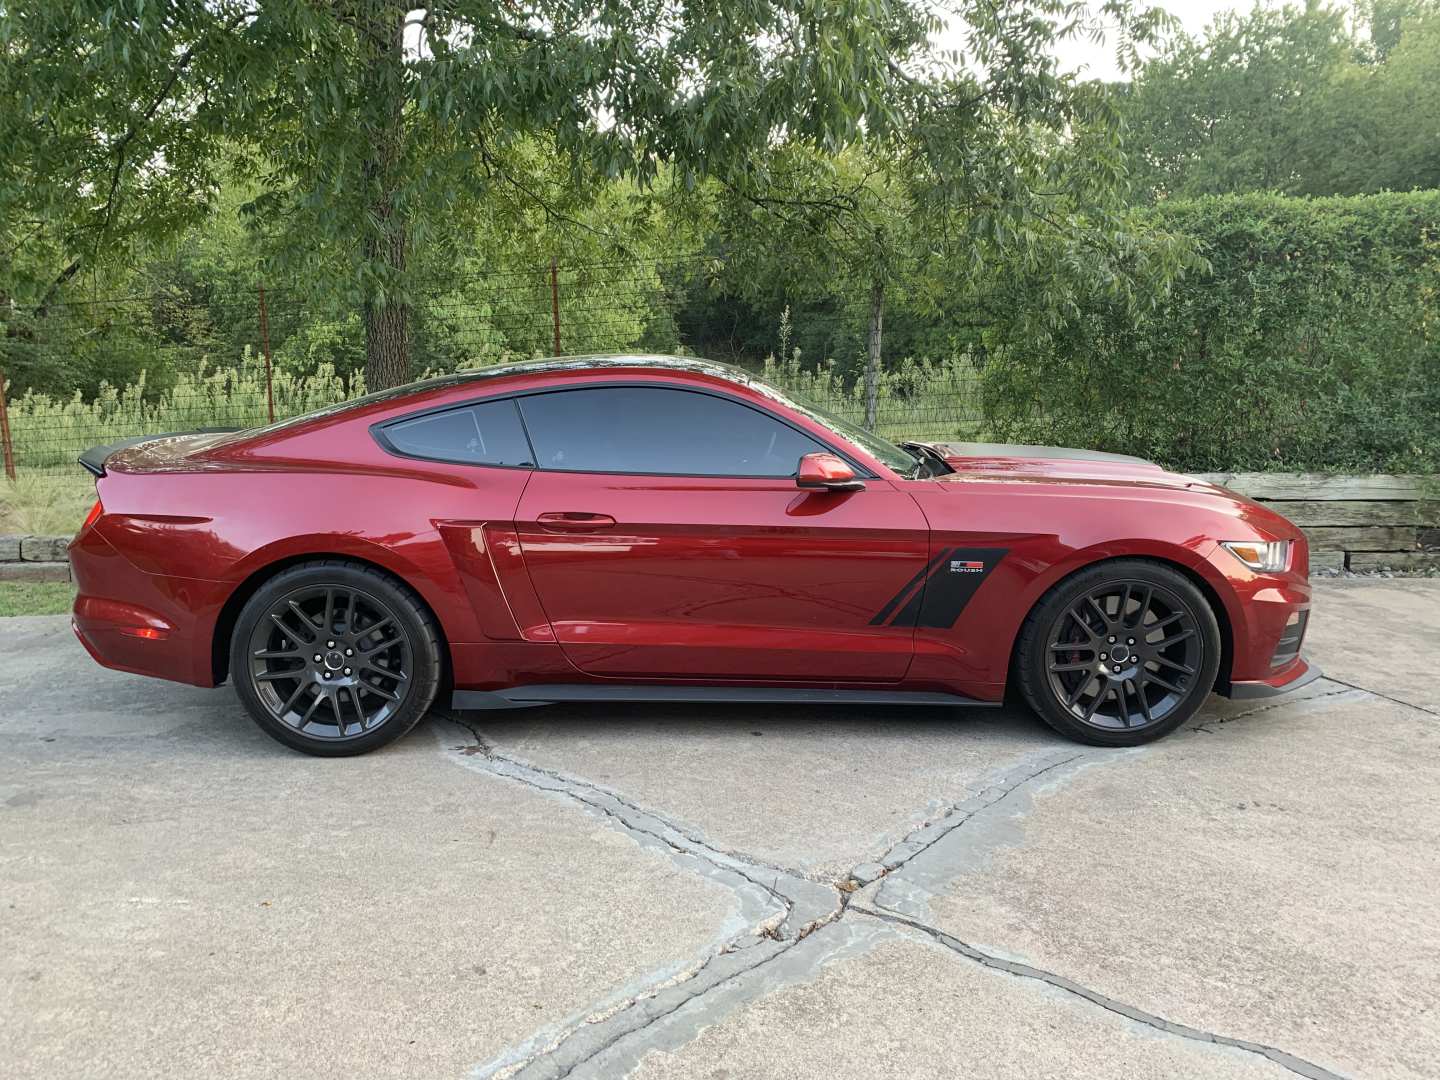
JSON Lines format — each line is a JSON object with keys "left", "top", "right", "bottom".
{"left": 2, "top": 580, "right": 1436, "bottom": 1079}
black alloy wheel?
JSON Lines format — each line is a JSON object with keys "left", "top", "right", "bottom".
{"left": 1016, "top": 560, "right": 1221, "bottom": 746}
{"left": 231, "top": 560, "right": 441, "bottom": 756}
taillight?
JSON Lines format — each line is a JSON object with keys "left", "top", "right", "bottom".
{"left": 82, "top": 499, "right": 103, "bottom": 531}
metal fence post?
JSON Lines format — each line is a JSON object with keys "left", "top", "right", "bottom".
{"left": 550, "top": 257, "right": 562, "bottom": 356}
{"left": 0, "top": 367, "right": 16, "bottom": 481}
{"left": 258, "top": 284, "right": 276, "bottom": 423}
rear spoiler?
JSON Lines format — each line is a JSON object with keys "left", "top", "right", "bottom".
{"left": 78, "top": 428, "right": 241, "bottom": 478}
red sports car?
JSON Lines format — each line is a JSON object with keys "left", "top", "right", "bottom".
{"left": 70, "top": 355, "right": 1318, "bottom": 756}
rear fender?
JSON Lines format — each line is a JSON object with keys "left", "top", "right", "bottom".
{"left": 222, "top": 531, "right": 485, "bottom": 647}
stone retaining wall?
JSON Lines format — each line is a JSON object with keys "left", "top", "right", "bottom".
{"left": 0, "top": 536, "right": 72, "bottom": 582}
{"left": 1195, "top": 473, "right": 1439, "bottom": 572}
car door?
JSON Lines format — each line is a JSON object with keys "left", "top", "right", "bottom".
{"left": 511, "top": 382, "right": 931, "bottom": 682}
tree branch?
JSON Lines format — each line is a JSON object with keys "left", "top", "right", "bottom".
{"left": 96, "top": 6, "right": 257, "bottom": 246}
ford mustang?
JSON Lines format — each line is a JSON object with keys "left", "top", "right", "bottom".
{"left": 69, "top": 355, "right": 1318, "bottom": 756}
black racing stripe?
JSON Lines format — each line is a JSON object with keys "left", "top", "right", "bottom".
{"left": 912, "top": 547, "right": 1010, "bottom": 629}
{"left": 869, "top": 547, "right": 954, "bottom": 627}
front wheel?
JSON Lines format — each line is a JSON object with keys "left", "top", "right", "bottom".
{"left": 229, "top": 559, "right": 443, "bottom": 756}
{"left": 1015, "top": 560, "right": 1221, "bottom": 746}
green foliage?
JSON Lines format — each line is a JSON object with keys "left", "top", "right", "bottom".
{"left": 761, "top": 349, "right": 989, "bottom": 441}
{"left": 0, "top": 468, "right": 95, "bottom": 535}
{"left": 0, "top": 0, "right": 944, "bottom": 385}
{"left": 1122, "top": 1, "right": 1440, "bottom": 198}
{"left": 2, "top": 0, "right": 1174, "bottom": 386}
{"left": 3, "top": 2, "right": 1437, "bottom": 476}
{"left": 981, "top": 192, "right": 1440, "bottom": 472}
{"left": 5, "top": 357, "right": 363, "bottom": 468}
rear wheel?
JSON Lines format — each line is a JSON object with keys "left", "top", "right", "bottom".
{"left": 1015, "top": 560, "right": 1221, "bottom": 746}
{"left": 229, "top": 560, "right": 442, "bottom": 756}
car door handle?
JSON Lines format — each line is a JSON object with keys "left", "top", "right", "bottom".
{"left": 536, "top": 512, "right": 617, "bottom": 532}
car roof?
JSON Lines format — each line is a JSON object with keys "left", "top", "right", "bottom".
{"left": 371, "top": 353, "right": 758, "bottom": 402}
{"left": 203, "top": 354, "right": 785, "bottom": 449}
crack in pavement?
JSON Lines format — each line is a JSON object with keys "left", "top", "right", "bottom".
{"left": 854, "top": 750, "right": 1087, "bottom": 884}
{"left": 440, "top": 710, "right": 836, "bottom": 939}
{"left": 870, "top": 749, "right": 1126, "bottom": 921}
{"left": 1190, "top": 686, "right": 1362, "bottom": 734}
{"left": 439, "top": 710, "right": 1352, "bottom": 1080}
{"left": 1314, "top": 675, "right": 1439, "bottom": 719}
{"left": 852, "top": 906, "right": 1349, "bottom": 1080}
{"left": 487, "top": 935, "right": 796, "bottom": 1080}
{"left": 438, "top": 711, "right": 847, "bottom": 1080}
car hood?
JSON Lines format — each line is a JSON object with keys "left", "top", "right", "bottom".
{"left": 917, "top": 441, "right": 1224, "bottom": 496}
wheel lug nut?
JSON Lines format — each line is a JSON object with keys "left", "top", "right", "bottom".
{"left": 323, "top": 672, "right": 332, "bottom": 680}
{"left": 313, "top": 654, "right": 323, "bottom": 663}
{"left": 1128, "top": 638, "right": 1135, "bottom": 645}
{"left": 345, "top": 648, "right": 354, "bottom": 657}
{"left": 1100, "top": 653, "right": 1108, "bottom": 660}
{"left": 1108, "top": 636, "right": 1116, "bottom": 643}
{"left": 343, "top": 667, "right": 352, "bottom": 676}
{"left": 327, "top": 640, "right": 336, "bottom": 648}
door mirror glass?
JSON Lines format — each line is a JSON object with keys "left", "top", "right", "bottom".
{"left": 796, "top": 452, "right": 865, "bottom": 492}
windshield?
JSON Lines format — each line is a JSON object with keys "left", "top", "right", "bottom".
{"left": 775, "top": 388, "right": 920, "bottom": 475}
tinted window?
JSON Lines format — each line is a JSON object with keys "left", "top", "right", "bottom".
{"left": 382, "top": 400, "right": 533, "bottom": 466}
{"left": 517, "top": 387, "right": 826, "bottom": 476}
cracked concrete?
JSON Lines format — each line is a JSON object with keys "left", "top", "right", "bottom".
{"left": 3, "top": 579, "right": 1438, "bottom": 1079}
{"left": 465, "top": 703, "right": 1061, "bottom": 877}
{"left": 1303, "top": 579, "right": 1440, "bottom": 713}
{"left": 922, "top": 689, "right": 1440, "bottom": 1080}
{"left": 855, "top": 909, "right": 1342, "bottom": 1080}
{"left": 437, "top": 693, "right": 1374, "bottom": 1080}
{"left": 1, "top": 622, "right": 737, "bottom": 1080}
{"left": 627, "top": 929, "right": 1304, "bottom": 1080}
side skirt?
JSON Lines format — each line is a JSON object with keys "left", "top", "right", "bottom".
{"left": 450, "top": 684, "right": 1002, "bottom": 711}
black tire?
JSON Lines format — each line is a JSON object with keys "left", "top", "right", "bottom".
{"left": 1015, "top": 559, "right": 1221, "bottom": 747}
{"left": 229, "top": 559, "right": 443, "bottom": 756}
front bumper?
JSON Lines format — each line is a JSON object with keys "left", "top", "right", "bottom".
{"left": 1225, "top": 655, "right": 1323, "bottom": 700}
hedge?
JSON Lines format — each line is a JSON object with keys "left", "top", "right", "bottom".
{"left": 982, "top": 191, "right": 1440, "bottom": 473}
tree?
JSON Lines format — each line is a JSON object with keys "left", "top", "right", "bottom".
{"left": 1119, "top": 3, "right": 1355, "bottom": 199}
{"left": 1120, "top": 0, "right": 1440, "bottom": 199}
{"left": 2, "top": 0, "right": 934, "bottom": 389}
{"left": 688, "top": 1, "right": 1185, "bottom": 427}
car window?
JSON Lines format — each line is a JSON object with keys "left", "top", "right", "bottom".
{"left": 382, "top": 400, "right": 534, "bottom": 466}
{"left": 516, "top": 386, "right": 827, "bottom": 476}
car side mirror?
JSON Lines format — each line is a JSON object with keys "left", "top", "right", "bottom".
{"left": 795, "top": 452, "right": 866, "bottom": 492}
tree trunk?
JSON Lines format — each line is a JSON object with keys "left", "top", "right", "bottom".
{"left": 362, "top": 269, "right": 409, "bottom": 391}
{"left": 864, "top": 276, "right": 884, "bottom": 431}
{"left": 360, "top": 3, "right": 409, "bottom": 391}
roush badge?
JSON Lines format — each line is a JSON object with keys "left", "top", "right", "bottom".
{"left": 869, "top": 547, "right": 1009, "bottom": 629}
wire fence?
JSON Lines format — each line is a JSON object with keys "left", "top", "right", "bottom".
{"left": 0, "top": 256, "right": 989, "bottom": 473}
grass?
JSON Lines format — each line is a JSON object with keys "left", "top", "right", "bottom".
{"left": 0, "top": 581, "right": 75, "bottom": 616}
{"left": 0, "top": 470, "right": 97, "bottom": 536}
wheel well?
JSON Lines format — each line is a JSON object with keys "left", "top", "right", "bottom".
{"left": 1011, "top": 555, "right": 1234, "bottom": 690}
{"left": 210, "top": 553, "right": 451, "bottom": 687}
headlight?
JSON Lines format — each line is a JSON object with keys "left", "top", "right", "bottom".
{"left": 1221, "top": 539, "right": 1291, "bottom": 573}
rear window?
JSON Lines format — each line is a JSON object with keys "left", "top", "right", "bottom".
{"left": 380, "top": 400, "right": 534, "bottom": 466}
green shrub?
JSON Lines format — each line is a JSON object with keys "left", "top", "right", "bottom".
{"left": 981, "top": 191, "right": 1440, "bottom": 472}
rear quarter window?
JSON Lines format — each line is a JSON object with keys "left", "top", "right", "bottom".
{"left": 379, "top": 400, "right": 534, "bottom": 467}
